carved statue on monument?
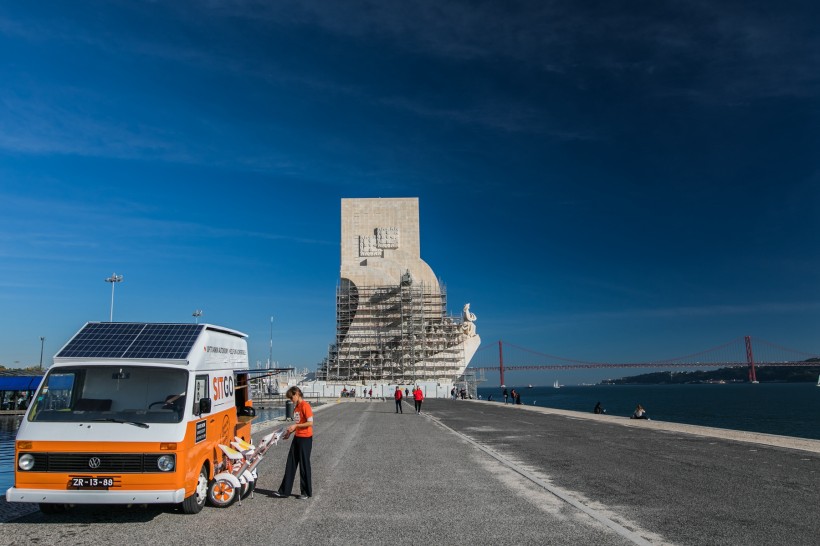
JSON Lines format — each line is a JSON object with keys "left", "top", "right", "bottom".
{"left": 460, "top": 303, "right": 477, "bottom": 337}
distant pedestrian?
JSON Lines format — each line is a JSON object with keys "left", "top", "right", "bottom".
{"left": 503, "top": 388, "right": 508, "bottom": 404}
{"left": 368, "top": 388, "right": 373, "bottom": 399}
{"left": 631, "top": 404, "right": 649, "bottom": 420}
{"left": 394, "top": 386, "right": 403, "bottom": 414}
{"left": 593, "top": 401, "right": 605, "bottom": 414}
{"left": 510, "top": 389, "right": 517, "bottom": 404}
{"left": 405, "top": 387, "right": 410, "bottom": 398}
{"left": 450, "top": 387, "right": 456, "bottom": 400}
{"left": 514, "top": 391, "right": 521, "bottom": 405}
{"left": 487, "top": 395, "right": 493, "bottom": 402}
{"left": 413, "top": 386, "right": 424, "bottom": 414}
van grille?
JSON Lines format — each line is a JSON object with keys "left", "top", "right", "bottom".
{"left": 26, "top": 453, "right": 167, "bottom": 473}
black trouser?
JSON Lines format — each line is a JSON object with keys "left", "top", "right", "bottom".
{"left": 395, "top": 399, "right": 403, "bottom": 413}
{"left": 414, "top": 400, "right": 422, "bottom": 413}
{"left": 279, "top": 436, "right": 313, "bottom": 497}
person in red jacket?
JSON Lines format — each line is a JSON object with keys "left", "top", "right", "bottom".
{"left": 413, "top": 386, "right": 424, "bottom": 414}
{"left": 394, "top": 386, "right": 403, "bottom": 414}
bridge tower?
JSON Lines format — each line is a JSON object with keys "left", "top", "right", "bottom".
{"left": 498, "top": 340, "right": 505, "bottom": 387}
{"left": 745, "top": 335, "right": 758, "bottom": 383}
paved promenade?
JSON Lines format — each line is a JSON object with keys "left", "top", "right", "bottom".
{"left": 2, "top": 399, "right": 819, "bottom": 545}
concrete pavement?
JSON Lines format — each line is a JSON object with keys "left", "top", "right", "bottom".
{"left": 424, "top": 399, "right": 820, "bottom": 546}
{"left": 2, "top": 399, "right": 818, "bottom": 545}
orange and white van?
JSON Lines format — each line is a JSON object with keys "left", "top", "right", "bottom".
{"left": 5, "top": 322, "right": 255, "bottom": 514}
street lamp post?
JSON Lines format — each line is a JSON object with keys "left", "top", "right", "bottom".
{"left": 105, "top": 273, "right": 123, "bottom": 321}
{"left": 193, "top": 310, "right": 203, "bottom": 324}
{"left": 269, "top": 315, "right": 274, "bottom": 368}
{"left": 39, "top": 336, "right": 45, "bottom": 371}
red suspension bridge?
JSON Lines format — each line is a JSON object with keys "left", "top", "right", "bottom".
{"left": 467, "top": 336, "right": 820, "bottom": 385}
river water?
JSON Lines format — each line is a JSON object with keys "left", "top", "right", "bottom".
{"left": 478, "top": 383, "right": 820, "bottom": 440}
{"left": 0, "top": 415, "right": 21, "bottom": 495}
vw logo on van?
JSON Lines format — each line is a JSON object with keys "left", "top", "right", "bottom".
{"left": 88, "top": 457, "right": 102, "bottom": 469}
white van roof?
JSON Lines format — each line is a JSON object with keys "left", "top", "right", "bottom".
{"left": 54, "top": 322, "right": 248, "bottom": 367}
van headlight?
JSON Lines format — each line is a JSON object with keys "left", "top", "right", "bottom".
{"left": 18, "top": 454, "right": 35, "bottom": 471}
{"left": 157, "top": 454, "right": 175, "bottom": 472}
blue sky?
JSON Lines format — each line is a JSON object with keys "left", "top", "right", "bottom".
{"left": 1, "top": 1, "right": 818, "bottom": 383}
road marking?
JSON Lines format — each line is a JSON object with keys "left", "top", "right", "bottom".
{"left": 425, "top": 414, "right": 654, "bottom": 546}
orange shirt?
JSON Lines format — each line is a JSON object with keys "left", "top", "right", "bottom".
{"left": 293, "top": 399, "right": 314, "bottom": 438}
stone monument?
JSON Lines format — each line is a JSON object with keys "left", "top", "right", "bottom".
{"left": 316, "top": 198, "right": 480, "bottom": 388}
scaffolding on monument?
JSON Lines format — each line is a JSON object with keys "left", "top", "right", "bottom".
{"left": 455, "top": 367, "right": 486, "bottom": 400}
{"left": 317, "top": 275, "right": 468, "bottom": 384}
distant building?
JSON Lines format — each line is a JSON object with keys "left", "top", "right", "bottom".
{"left": 316, "top": 198, "right": 480, "bottom": 389}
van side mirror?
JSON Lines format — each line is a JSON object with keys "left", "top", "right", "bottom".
{"left": 198, "top": 398, "right": 212, "bottom": 415}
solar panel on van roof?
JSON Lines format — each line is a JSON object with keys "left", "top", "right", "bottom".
{"left": 56, "top": 323, "right": 204, "bottom": 360}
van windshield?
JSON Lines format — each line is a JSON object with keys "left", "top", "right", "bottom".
{"left": 28, "top": 366, "right": 188, "bottom": 424}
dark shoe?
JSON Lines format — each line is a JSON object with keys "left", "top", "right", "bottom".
{"left": 271, "top": 491, "right": 288, "bottom": 498}
{"left": 296, "top": 494, "right": 310, "bottom": 500}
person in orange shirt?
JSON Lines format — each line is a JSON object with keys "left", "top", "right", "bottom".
{"left": 413, "top": 386, "right": 424, "bottom": 414}
{"left": 272, "top": 386, "right": 313, "bottom": 499}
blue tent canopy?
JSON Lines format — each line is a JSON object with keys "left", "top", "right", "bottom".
{"left": 0, "top": 376, "right": 43, "bottom": 391}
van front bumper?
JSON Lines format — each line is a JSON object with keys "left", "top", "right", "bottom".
{"left": 5, "top": 487, "right": 187, "bottom": 504}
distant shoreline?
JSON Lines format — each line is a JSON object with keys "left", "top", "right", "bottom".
{"left": 602, "top": 364, "right": 820, "bottom": 385}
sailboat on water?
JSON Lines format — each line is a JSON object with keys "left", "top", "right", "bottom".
{"left": 816, "top": 374, "right": 820, "bottom": 387}
{"left": 553, "top": 380, "right": 560, "bottom": 389}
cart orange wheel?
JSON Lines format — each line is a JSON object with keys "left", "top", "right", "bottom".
{"left": 208, "top": 478, "right": 237, "bottom": 507}
{"left": 240, "top": 478, "right": 255, "bottom": 499}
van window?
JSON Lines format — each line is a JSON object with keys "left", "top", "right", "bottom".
{"left": 28, "top": 366, "right": 188, "bottom": 424}
{"left": 234, "top": 372, "right": 249, "bottom": 408}
{"left": 193, "top": 375, "right": 209, "bottom": 414}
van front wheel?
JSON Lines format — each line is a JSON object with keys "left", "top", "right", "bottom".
{"left": 181, "top": 465, "right": 208, "bottom": 514}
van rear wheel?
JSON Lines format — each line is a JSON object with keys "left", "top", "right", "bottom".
{"left": 181, "top": 465, "right": 208, "bottom": 514}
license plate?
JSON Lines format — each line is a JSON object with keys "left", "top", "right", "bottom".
{"left": 67, "top": 476, "right": 115, "bottom": 490}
